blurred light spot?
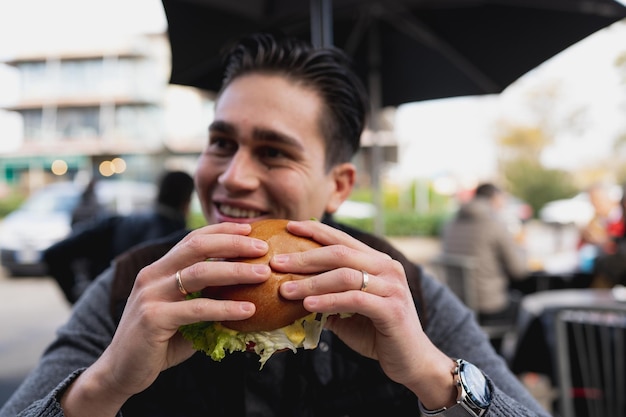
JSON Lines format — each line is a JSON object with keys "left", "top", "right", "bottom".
{"left": 99, "top": 160, "right": 115, "bottom": 177}
{"left": 51, "top": 159, "right": 68, "bottom": 176}
{"left": 111, "top": 157, "right": 126, "bottom": 174}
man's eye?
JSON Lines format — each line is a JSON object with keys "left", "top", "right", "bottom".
{"left": 208, "top": 137, "right": 235, "bottom": 154}
{"left": 261, "top": 147, "right": 286, "bottom": 159}
{"left": 210, "top": 137, "right": 228, "bottom": 147}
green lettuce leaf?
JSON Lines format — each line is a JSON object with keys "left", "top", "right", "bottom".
{"left": 179, "top": 312, "right": 328, "bottom": 368}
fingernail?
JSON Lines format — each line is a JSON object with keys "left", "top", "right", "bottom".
{"left": 273, "top": 254, "right": 288, "bottom": 264}
{"left": 282, "top": 281, "right": 297, "bottom": 293}
{"left": 253, "top": 239, "right": 268, "bottom": 250}
{"left": 306, "top": 297, "right": 318, "bottom": 308}
{"left": 252, "top": 264, "right": 269, "bottom": 274}
{"left": 240, "top": 302, "right": 253, "bottom": 312}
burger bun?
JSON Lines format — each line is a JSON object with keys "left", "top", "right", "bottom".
{"left": 202, "top": 219, "right": 321, "bottom": 332}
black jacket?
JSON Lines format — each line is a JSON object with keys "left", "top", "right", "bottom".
{"left": 44, "top": 204, "right": 186, "bottom": 303}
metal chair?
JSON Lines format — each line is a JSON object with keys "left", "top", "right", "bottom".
{"left": 430, "top": 253, "right": 479, "bottom": 309}
{"left": 429, "top": 254, "right": 515, "bottom": 341}
{"left": 554, "top": 308, "right": 626, "bottom": 417}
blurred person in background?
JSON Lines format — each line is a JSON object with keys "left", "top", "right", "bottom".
{"left": 441, "top": 182, "right": 528, "bottom": 325}
{"left": 70, "top": 178, "right": 106, "bottom": 228}
{"left": 591, "top": 183, "right": 626, "bottom": 287}
{"left": 578, "top": 182, "right": 623, "bottom": 262}
{"left": 43, "top": 170, "right": 195, "bottom": 304}
{"left": 617, "top": 185, "right": 626, "bottom": 252}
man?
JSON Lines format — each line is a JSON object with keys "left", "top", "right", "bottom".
{"left": 43, "top": 170, "right": 195, "bottom": 303}
{"left": 70, "top": 178, "right": 105, "bottom": 228}
{"left": 589, "top": 183, "right": 626, "bottom": 287}
{"left": 2, "top": 34, "right": 548, "bottom": 417}
{"left": 441, "top": 183, "right": 528, "bottom": 325}
{"left": 580, "top": 182, "right": 623, "bottom": 257}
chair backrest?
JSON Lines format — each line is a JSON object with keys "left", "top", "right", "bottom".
{"left": 429, "top": 253, "right": 479, "bottom": 311}
{"left": 555, "top": 308, "right": 626, "bottom": 417}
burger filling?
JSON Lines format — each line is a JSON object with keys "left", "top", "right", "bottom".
{"left": 179, "top": 311, "right": 328, "bottom": 368}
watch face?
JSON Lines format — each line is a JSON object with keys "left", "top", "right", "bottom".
{"left": 460, "top": 361, "right": 492, "bottom": 407}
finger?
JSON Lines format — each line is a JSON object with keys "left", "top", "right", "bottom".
{"left": 158, "top": 297, "right": 257, "bottom": 329}
{"left": 302, "top": 288, "right": 384, "bottom": 319}
{"left": 302, "top": 283, "right": 417, "bottom": 329}
{"left": 281, "top": 268, "right": 380, "bottom": 299}
{"left": 172, "top": 260, "right": 271, "bottom": 296}
{"left": 271, "top": 242, "right": 387, "bottom": 278}
{"left": 162, "top": 223, "right": 269, "bottom": 272}
{"left": 286, "top": 220, "right": 391, "bottom": 258}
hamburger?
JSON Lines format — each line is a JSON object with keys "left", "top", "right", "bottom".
{"left": 179, "top": 219, "right": 328, "bottom": 367}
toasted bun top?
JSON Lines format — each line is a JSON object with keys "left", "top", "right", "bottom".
{"left": 202, "top": 219, "right": 321, "bottom": 332}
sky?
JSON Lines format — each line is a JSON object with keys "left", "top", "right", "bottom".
{"left": 394, "top": 19, "right": 626, "bottom": 181}
{"left": 1, "top": 0, "right": 625, "bottom": 179}
{"left": 0, "top": 0, "right": 167, "bottom": 57}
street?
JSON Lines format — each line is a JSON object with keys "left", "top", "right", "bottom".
{"left": 0, "top": 271, "right": 71, "bottom": 407}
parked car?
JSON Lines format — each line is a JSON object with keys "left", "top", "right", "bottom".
{"left": 539, "top": 185, "right": 622, "bottom": 227}
{"left": 0, "top": 180, "right": 156, "bottom": 276}
{"left": 334, "top": 200, "right": 377, "bottom": 219}
{"left": 539, "top": 193, "right": 594, "bottom": 228}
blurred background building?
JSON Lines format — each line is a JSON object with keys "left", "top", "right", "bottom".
{"left": 0, "top": 31, "right": 213, "bottom": 192}
{"left": 0, "top": 29, "right": 397, "bottom": 194}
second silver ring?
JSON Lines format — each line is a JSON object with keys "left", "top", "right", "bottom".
{"left": 360, "top": 270, "right": 370, "bottom": 292}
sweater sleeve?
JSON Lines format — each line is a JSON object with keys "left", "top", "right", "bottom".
{"left": 0, "top": 270, "right": 121, "bottom": 417}
{"left": 421, "top": 271, "right": 551, "bottom": 417}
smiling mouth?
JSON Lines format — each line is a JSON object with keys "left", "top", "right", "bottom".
{"left": 217, "top": 203, "right": 264, "bottom": 219}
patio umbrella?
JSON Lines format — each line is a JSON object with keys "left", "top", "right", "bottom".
{"left": 161, "top": 0, "right": 626, "bottom": 234}
{"left": 162, "top": 0, "right": 626, "bottom": 107}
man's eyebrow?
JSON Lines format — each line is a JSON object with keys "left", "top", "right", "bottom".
{"left": 209, "top": 120, "right": 306, "bottom": 152}
{"left": 253, "top": 127, "right": 306, "bottom": 152}
{"left": 208, "top": 120, "right": 236, "bottom": 135}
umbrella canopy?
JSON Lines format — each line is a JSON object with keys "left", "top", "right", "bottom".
{"left": 162, "top": 0, "right": 626, "bottom": 107}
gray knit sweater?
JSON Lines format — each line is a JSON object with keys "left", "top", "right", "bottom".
{"left": 0, "top": 266, "right": 550, "bottom": 417}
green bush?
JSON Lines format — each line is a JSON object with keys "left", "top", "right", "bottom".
{"left": 503, "top": 159, "right": 579, "bottom": 216}
{"left": 384, "top": 210, "right": 450, "bottom": 236}
{"left": 334, "top": 216, "right": 374, "bottom": 232}
{"left": 187, "top": 211, "right": 208, "bottom": 229}
{"left": 0, "top": 191, "right": 26, "bottom": 219}
{"left": 336, "top": 209, "right": 451, "bottom": 237}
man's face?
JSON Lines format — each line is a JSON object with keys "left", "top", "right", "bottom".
{"left": 195, "top": 73, "right": 354, "bottom": 224}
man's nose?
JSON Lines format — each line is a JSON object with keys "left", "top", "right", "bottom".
{"left": 217, "top": 151, "right": 260, "bottom": 191}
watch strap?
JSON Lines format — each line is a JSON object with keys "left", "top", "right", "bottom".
{"left": 419, "top": 402, "right": 483, "bottom": 417}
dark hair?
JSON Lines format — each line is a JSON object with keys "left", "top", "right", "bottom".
{"left": 474, "top": 183, "right": 501, "bottom": 199}
{"left": 157, "top": 171, "right": 194, "bottom": 209}
{"left": 218, "top": 32, "right": 369, "bottom": 169}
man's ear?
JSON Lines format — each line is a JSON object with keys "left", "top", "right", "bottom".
{"left": 325, "top": 162, "right": 356, "bottom": 214}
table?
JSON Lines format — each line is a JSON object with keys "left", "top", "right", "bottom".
{"left": 506, "top": 288, "right": 626, "bottom": 382}
{"left": 511, "top": 270, "right": 593, "bottom": 295}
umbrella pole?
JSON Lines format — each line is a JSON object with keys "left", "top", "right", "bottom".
{"left": 368, "top": 22, "right": 385, "bottom": 236}
{"left": 310, "top": 0, "right": 333, "bottom": 47}
{"left": 310, "top": 0, "right": 384, "bottom": 235}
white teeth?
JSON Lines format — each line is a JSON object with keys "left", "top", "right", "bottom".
{"left": 219, "top": 204, "right": 262, "bottom": 218}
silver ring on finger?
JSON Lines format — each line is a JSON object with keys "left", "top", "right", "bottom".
{"left": 176, "top": 270, "right": 189, "bottom": 296}
{"left": 360, "top": 270, "right": 370, "bottom": 292}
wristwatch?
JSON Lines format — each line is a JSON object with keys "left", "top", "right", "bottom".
{"left": 418, "top": 359, "right": 492, "bottom": 417}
